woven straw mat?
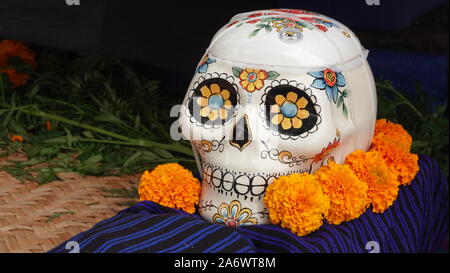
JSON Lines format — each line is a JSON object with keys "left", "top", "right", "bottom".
{"left": 0, "top": 152, "right": 140, "bottom": 253}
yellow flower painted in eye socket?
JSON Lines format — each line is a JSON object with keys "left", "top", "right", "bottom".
{"left": 270, "top": 91, "right": 310, "bottom": 130}
{"left": 196, "top": 83, "right": 232, "bottom": 121}
{"left": 239, "top": 68, "right": 268, "bottom": 92}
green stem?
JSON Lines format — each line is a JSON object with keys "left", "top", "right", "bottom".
{"left": 376, "top": 82, "right": 424, "bottom": 120}
{"left": 0, "top": 64, "right": 33, "bottom": 69}
{"left": 5, "top": 105, "right": 193, "bottom": 157}
{"left": 0, "top": 105, "right": 36, "bottom": 113}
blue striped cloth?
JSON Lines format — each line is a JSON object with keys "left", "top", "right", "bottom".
{"left": 49, "top": 155, "right": 448, "bottom": 253}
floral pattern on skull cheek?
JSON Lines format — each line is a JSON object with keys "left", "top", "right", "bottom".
{"left": 212, "top": 200, "right": 258, "bottom": 227}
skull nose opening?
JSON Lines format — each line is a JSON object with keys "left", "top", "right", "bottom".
{"left": 230, "top": 114, "right": 252, "bottom": 151}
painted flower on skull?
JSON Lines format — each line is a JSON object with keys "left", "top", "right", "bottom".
{"left": 271, "top": 19, "right": 307, "bottom": 32}
{"left": 224, "top": 9, "right": 344, "bottom": 39}
{"left": 196, "top": 82, "right": 233, "bottom": 122}
{"left": 299, "top": 17, "right": 340, "bottom": 32}
{"left": 270, "top": 92, "right": 310, "bottom": 130}
{"left": 212, "top": 200, "right": 258, "bottom": 227}
{"left": 308, "top": 68, "right": 346, "bottom": 103}
{"left": 233, "top": 67, "right": 279, "bottom": 92}
{"left": 197, "top": 54, "right": 216, "bottom": 74}
{"left": 239, "top": 68, "right": 267, "bottom": 92}
{"left": 312, "top": 137, "right": 340, "bottom": 164}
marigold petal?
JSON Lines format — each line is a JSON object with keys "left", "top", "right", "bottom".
{"left": 315, "top": 162, "right": 368, "bottom": 225}
{"left": 345, "top": 150, "right": 399, "bottom": 213}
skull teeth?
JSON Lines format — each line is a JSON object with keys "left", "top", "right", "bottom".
{"left": 201, "top": 162, "right": 309, "bottom": 198}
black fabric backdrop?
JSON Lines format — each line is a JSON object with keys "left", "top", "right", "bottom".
{"left": 0, "top": 0, "right": 275, "bottom": 95}
{"left": 1, "top": 1, "right": 446, "bottom": 96}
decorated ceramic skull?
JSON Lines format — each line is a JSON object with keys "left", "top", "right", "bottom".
{"left": 179, "top": 9, "right": 377, "bottom": 226}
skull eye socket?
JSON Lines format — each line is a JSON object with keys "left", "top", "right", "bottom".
{"left": 264, "top": 84, "right": 318, "bottom": 136}
{"left": 188, "top": 78, "right": 238, "bottom": 125}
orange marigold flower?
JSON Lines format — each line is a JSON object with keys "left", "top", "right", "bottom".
{"left": 46, "top": 120, "right": 52, "bottom": 131}
{"left": 0, "top": 40, "right": 36, "bottom": 88}
{"left": 10, "top": 135, "right": 24, "bottom": 142}
{"left": 138, "top": 163, "right": 201, "bottom": 214}
{"left": 372, "top": 119, "right": 412, "bottom": 152}
{"left": 345, "top": 150, "right": 399, "bottom": 213}
{"left": 264, "top": 173, "right": 330, "bottom": 236}
{"left": 370, "top": 141, "right": 419, "bottom": 186}
{"left": 315, "top": 162, "right": 368, "bottom": 225}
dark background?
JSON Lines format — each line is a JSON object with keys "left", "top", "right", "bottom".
{"left": 0, "top": 0, "right": 448, "bottom": 101}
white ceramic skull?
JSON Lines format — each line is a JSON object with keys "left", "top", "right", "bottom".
{"left": 179, "top": 9, "right": 377, "bottom": 227}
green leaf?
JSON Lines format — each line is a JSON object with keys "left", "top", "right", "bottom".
{"left": 42, "top": 135, "right": 79, "bottom": 144}
{"left": 342, "top": 103, "right": 348, "bottom": 118}
{"left": 84, "top": 154, "right": 103, "bottom": 164}
{"left": 133, "top": 115, "right": 141, "bottom": 131}
{"left": 264, "top": 24, "right": 273, "bottom": 32}
{"left": 122, "top": 151, "right": 142, "bottom": 168}
{"left": 232, "top": 67, "right": 243, "bottom": 77}
{"left": 259, "top": 18, "right": 271, "bottom": 22}
{"left": 47, "top": 211, "right": 75, "bottom": 222}
{"left": 3, "top": 111, "right": 13, "bottom": 127}
{"left": 255, "top": 23, "right": 267, "bottom": 28}
{"left": 267, "top": 71, "right": 280, "bottom": 80}
{"left": 94, "top": 112, "right": 125, "bottom": 126}
{"left": 341, "top": 89, "right": 348, "bottom": 98}
{"left": 36, "top": 167, "right": 63, "bottom": 185}
{"left": 337, "top": 96, "right": 344, "bottom": 108}
{"left": 39, "top": 146, "right": 61, "bottom": 159}
{"left": 64, "top": 127, "right": 73, "bottom": 147}
{"left": 29, "top": 84, "right": 40, "bottom": 98}
{"left": 82, "top": 130, "right": 94, "bottom": 139}
{"left": 248, "top": 28, "right": 261, "bottom": 38}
